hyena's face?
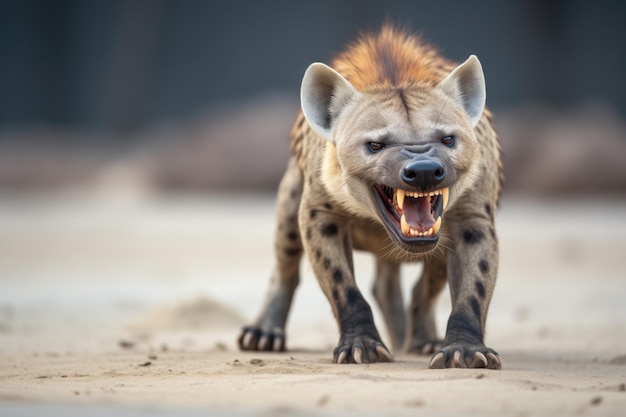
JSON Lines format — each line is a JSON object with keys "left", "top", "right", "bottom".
{"left": 301, "top": 56, "right": 486, "bottom": 254}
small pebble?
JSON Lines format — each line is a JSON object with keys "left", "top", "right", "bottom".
{"left": 590, "top": 396, "right": 602, "bottom": 406}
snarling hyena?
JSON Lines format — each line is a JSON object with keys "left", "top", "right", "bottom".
{"left": 238, "top": 25, "right": 503, "bottom": 369}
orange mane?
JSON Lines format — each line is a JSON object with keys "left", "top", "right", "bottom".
{"left": 331, "top": 24, "right": 454, "bottom": 91}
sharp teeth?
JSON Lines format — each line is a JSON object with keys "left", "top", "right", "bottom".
{"left": 432, "top": 216, "right": 442, "bottom": 235}
{"left": 401, "top": 214, "right": 410, "bottom": 236}
{"left": 396, "top": 189, "right": 405, "bottom": 209}
{"left": 442, "top": 187, "right": 449, "bottom": 210}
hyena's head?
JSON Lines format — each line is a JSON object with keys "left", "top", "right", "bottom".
{"left": 300, "top": 56, "right": 486, "bottom": 254}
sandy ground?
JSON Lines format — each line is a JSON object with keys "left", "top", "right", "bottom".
{"left": 0, "top": 193, "right": 625, "bottom": 416}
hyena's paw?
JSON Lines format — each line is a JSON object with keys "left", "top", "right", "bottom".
{"left": 406, "top": 339, "right": 444, "bottom": 355}
{"left": 238, "top": 325, "right": 286, "bottom": 352}
{"left": 428, "top": 345, "right": 501, "bottom": 369}
{"left": 333, "top": 335, "right": 393, "bottom": 364}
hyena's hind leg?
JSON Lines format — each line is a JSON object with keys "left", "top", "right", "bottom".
{"left": 238, "top": 158, "right": 303, "bottom": 352}
{"left": 403, "top": 253, "right": 448, "bottom": 354}
{"left": 372, "top": 260, "right": 405, "bottom": 352}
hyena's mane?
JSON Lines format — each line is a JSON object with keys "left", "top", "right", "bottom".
{"left": 331, "top": 24, "right": 455, "bottom": 91}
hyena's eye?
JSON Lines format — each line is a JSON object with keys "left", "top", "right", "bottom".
{"left": 367, "top": 142, "right": 385, "bottom": 153}
{"left": 441, "top": 135, "right": 455, "bottom": 147}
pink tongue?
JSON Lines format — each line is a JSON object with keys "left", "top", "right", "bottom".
{"left": 403, "top": 196, "right": 435, "bottom": 231}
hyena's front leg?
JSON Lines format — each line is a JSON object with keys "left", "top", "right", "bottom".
{"left": 404, "top": 252, "right": 447, "bottom": 355}
{"left": 238, "top": 158, "right": 303, "bottom": 352}
{"left": 429, "top": 212, "right": 502, "bottom": 369}
{"left": 372, "top": 260, "right": 405, "bottom": 352}
{"left": 299, "top": 196, "right": 392, "bottom": 364}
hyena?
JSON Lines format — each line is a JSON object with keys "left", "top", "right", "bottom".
{"left": 238, "top": 25, "right": 503, "bottom": 369}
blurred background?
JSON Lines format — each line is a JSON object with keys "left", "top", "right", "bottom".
{"left": 1, "top": 0, "right": 625, "bottom": 196}
{"left": 0, "top": 0, "right": 625, "bottom": 367}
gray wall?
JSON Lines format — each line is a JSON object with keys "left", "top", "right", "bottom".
{"left": 1, "top": 0, "right": 625, "bottom": 133}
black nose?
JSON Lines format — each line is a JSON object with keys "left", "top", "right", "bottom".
{"left": 401, "top": 159, "right": 446, "bottom": 187}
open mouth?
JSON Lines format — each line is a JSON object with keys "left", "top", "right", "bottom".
{"left": 372, "top": 184, "right": 449, "bottom": 247}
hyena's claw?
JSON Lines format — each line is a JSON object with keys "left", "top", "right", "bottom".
{"left": 428, "top": 345, "right": 501, "bottom": 369}
{"left": 336, "top": 350, "right": 348, "bottom": 364}
{"left": 238, "top": 326, "right": 286, "bottom": 352}
{"left": 486, "top": 352, "right": 502, "bottom": 369}
{"left": 333, "top": 335, "right": 393, "bottom": 364}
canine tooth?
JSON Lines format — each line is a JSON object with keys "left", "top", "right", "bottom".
{"left": 396, "top": 189, "right": 405, "bottom": 209}
{"left": 442, "top": 187, "right": 449, "bottom": 210}
{"left": 427, "top": 227, "right": 433, "bottom": 236}
{"left": 432, "top": 216, "right": 442, "bottom": 235}
{"left": 401, "top": 214, "right": 410, "bottom": 236}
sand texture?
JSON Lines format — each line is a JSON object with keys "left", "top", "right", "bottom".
{"left": 0, "top": 194, "right": 625, "bottom": 416}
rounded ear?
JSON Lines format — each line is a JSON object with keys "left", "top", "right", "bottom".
{"left": 300, "top": 63, "right": 360, "bottom": 143}
{"left": 439, "top": 55, "right": 486, "bottom": 126}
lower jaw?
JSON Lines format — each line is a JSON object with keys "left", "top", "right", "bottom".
{"left": 385, "top": 223, "right": 440, "bottom": 254}
{"left": 371, "top": 188, "right": 441, "bottom": 254}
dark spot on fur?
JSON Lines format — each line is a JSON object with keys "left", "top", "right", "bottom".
{"left": 485, "top": 204, "right": 492, "bottom": 217}
{"left": 306, "top": 228, "right": 312, "bottom": 240}
{"left": 332, "top": 289, "right": 339, "bottom": 302}
{"left": 345, "top": 288, "right": 359, "bottom": 305}
{"left": 332, "top": 268, "right": 343, "bottom": 283}
{"left": 320, "top": 223, "right": 338, "bottom": 237}
{"left": 290, "top": 188, "right": 298, "bottom": 199}
{"left": 464, "top": 228, "right": 485, "bottom": 244}
{"left": 284, "top": 247, "right": 300, "bottom": 257}
{"left": 314, "top": 249, "right": 321, "bottom": 261}
{"left": 287, "top": 231, "right": 298, "bottom": 241}
{"left": 478, "top": 260, "right": 489, "bottom": 274}
{"left": 323, "top": 258, "right": 331, "bottom": 270}
{"left": 324, "top": 202, "right": 333, "bottom": 210}
{"left": 310, "top": 210, "right": 317, "bottom": 219}
{"left": 475, "top": 281, "right": 486, "bottom": 299}
{"left": 470, "top": 297, "right": 481, "bottom": 321}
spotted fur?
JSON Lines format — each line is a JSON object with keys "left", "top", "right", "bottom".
{"left": 239, "top": 24, "right": 503, "bottom": 369}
